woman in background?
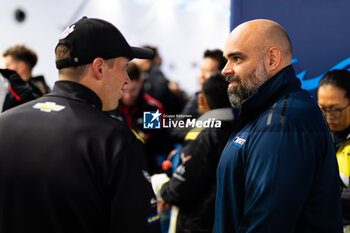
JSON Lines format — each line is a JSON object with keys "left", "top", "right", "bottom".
{"left": 318, "top": 69, "right": 350, "bottom": 233}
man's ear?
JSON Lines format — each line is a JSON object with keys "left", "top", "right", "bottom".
{"left": 91, "top": 58, "right": 104, "bottom": 80}
{"left": 266, "top": 47, "right": 281, "bottom": 73}
{"left": 198, "top": 92, "right": 209, "bottom": 114}
{"left": 138, "top": 76, "right": 144, "bottom": 86}
{"left": 17, "top": 61, "right": 26, "bottom": 75}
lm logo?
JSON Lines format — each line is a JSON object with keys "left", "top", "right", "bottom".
{"left": 143, "top": 110, "right": 161, "bottom": 129}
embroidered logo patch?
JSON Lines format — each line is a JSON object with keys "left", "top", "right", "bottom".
{"left": 147, "top": 214, "right": 160, "bottom": 224}
{"left": 233, "top": 136, "right": 246, "bottom": 147}
{"left": 60, "top": 25, "right": 75, "bottom": 39}
{"left": 174, "top": 164, "right": 186, "bottom": 182}
{"left": 150, "top": 197, "right": 157, "bottom": 205}
{"left": 33, "top": 102, "right": 65, "bottom": 112}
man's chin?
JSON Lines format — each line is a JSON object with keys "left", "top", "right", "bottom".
{"left": 228, "top": 85, "right": 236, "bottom": 91}
{"left": 228, "top": 95, "right": 242, "bottom": 109}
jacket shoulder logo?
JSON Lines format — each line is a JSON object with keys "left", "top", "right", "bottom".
{"left": 33, "top": 102, "right": 65, "bottom": 112}
{"left": 233, "top": 136, "right": 246, "bottom": 147}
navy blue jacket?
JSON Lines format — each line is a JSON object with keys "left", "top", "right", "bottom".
{"left": 213, "top": 65, "right": 342, "bottom": 233}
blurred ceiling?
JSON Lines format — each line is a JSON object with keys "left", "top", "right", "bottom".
{"left": 127, "top": 0, "right": 230, "bottom": 17}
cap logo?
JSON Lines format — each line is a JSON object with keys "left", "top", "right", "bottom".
{"left": 60, "top": 25, "right": 75, "bottom": 39}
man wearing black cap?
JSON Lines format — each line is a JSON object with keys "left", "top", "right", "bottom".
{"left": 0, "top": 17, "right": 161, "bottom": 233}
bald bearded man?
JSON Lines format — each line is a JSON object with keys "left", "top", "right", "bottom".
{"left": 214, "top": 19, "right": 342, "bottom": 233}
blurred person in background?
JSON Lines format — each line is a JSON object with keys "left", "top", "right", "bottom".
{"left": 183, "top": 49, "right": 227, "bottom": 118}
{"left": 151, "top": 73, "right": 235, "bottom": 233}
{"left": 108, "top": 62, "right": 173, "bottom": 174}
{"left": 3, "top": 45, "right": 51, "bottom": 96}
{"left": 318, "top": 69, "right": 350, "bottom": 233}
{"left": 171, "top": 49, "right": 227, "bottom": 143}
{"left": 2, "top": 45, "right": 50, "bottom": 111}
{"left": 134, "top": 45, "right": 185, "bottom": 115}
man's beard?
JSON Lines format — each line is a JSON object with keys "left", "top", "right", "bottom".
{"left": 227, "top": 60, "right": 269, "bottom": 109}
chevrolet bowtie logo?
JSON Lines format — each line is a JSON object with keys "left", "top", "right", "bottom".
{"left": 33, "top": 102, "right": 66, "bottom": 112}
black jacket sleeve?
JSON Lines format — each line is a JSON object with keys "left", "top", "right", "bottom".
{"left": 170, "top": 93, "right": 201, "bottom": 143}
{"left": 341, "top": 187, "right": 350, "bottom": 225}
{"left": 109, "top": 129, "right": 161, "bottom": 233}
{"left": 160, "top": 129, "right": 222, "bottom": 206}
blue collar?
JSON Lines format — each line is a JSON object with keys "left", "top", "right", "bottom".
{"left": 239, "top": 65, "right": 301, "bottom": 119}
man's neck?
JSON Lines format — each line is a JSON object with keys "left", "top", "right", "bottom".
{"left": 20, "top": 72, "right": 32, "bottom": 81}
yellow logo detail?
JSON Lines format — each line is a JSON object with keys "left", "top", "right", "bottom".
{"left": 337, "top": 141, "right": 350, "bottom": 177}
{"left": 184, "top": 127, "right": 205, "bottom": 141}
{"left": 131, "top": 129, "right": 145, "bottom": 144}
{"left": 147, "top": 214, "right": 160, "bottom": 224}
{"left": 33, "top": 102, "right": 65, "bottom": 112}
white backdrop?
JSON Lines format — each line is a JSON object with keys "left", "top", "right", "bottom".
{"left": 0, "top": 0, "right": 230, "bottom": 94}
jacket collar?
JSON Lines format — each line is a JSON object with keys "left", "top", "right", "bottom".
{"left": 239, "top": 65, "right": 301, "bottom": 119}
{"left": 49, "top": 81, "right": 102, "bottom": 110}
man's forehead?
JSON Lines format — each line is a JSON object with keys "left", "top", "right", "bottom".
{"left": 223, "top": 29, "right": 261, "bottom": 58}
{"left": 202, "top": 57, "right": 219, "bottom": 66}
{"left": 4, "top": 55, "right": 15, "bottom": 62}
{"left": 4, "top": 56, "right": 18, "bottom": 66}
{"left": 223, "top": 36, "right": 247, "bottom": 57}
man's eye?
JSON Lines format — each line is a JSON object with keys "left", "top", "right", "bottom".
{"left": 233, "top": 56, "right": 241, "bottom": 61}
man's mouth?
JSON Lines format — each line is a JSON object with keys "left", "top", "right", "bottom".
{"left": 228, "top": 81, "right": 239, "bottom": 88}
{"left": 226, "top": 76, "right": 241, "bottom": 88}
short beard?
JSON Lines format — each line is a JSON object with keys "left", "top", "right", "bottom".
{"left": 227, "top": 60, "right": 269, "bottom": 109}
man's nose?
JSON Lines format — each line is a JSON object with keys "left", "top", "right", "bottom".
{"left": 221, "top": 62, "right": 233, "bottom": 76}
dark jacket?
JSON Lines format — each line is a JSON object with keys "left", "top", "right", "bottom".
{"left": 333, "top": 126, "right": 350, "bottom": 225}
{"left": 214, "top": 65, "right": 342, "bottom": 233}
{"left": 108, "top": 92, "right": 173, "bottom": 174}
{"left": 170, "top": 92, "right": 201, "bottom": 143}
{"left": 0, "top": 69, "right": 40, "bottom": 112}
{"left": 29, "top": 75, "right": 51, "bottom": 95}
{"left": 0, "top": 81, "right": 160, "bottom": 233}
{"left": 160, "top": 108, "right": 235, "bottom": 233}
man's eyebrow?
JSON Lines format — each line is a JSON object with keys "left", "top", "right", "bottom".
{"left": 225, "top": 52, "right": 245, "bottom": 59}
{"left": 319, "top": 104, "right": 340, "bottom": 108}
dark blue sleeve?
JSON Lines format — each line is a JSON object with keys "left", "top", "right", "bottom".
{"left": 239, "top": 124, "right": 341, "bottom": 232}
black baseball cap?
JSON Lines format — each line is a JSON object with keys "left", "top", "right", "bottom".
{"left": 55, "top": 17, "right": 154, "bottom": 69}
